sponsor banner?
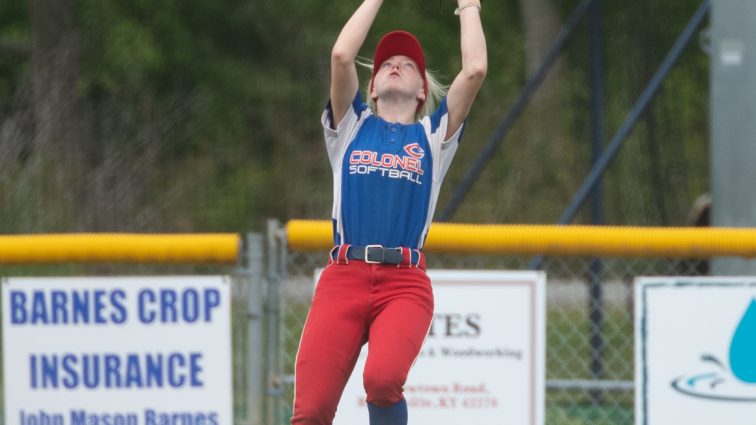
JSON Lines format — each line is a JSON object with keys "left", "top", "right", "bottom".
{"left": 332, "top": 270, "right": 545, "bottom": 425}
{"left": 635, "top": 277, "right": 756, "bottom": 425}
{"left": 2, "top": 276, "right": 233, "bottom": 425}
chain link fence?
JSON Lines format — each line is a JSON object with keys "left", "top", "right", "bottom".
{"left": 264, "top": 223, "right": 709, "bottom": 425}
{"left": 0, "top": 225, "right": 723, "bottom": 425}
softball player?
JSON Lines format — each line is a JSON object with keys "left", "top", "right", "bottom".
{"left": 291, "top": 1, "right": 486, "bottom": 424}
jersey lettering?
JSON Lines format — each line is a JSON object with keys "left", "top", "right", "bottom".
{"left": 348, "top": 165, "right": 422, "bottom": 184}
{"left": 348, "top": 149, "right": 424, "bottom": 184}
{"left": 349, "top": 150, "right": 424, "bottom": 175}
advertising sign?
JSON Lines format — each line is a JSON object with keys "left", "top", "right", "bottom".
{"left": 635, "top": 277, "right": 756, "bottom": 425}
{"left": 2, "top": 276, "right": 233, "bottom": 425}
{"left": 333, "top": 270, "right": 545, "bottom": 425}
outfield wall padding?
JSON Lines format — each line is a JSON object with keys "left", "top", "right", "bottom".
{"left": 286, "top": 220, "right": 756, "bottom": 258}
{"left": 0, "top": 234, "right": 239, "bottom": 264}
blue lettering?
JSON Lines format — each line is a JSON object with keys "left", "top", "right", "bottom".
{"left": 82, "top": 355, "right": 99, "bottom": 388}
{"left": 168, "top": 353, "right": 185, "bottom": 387}
{"left": 125, "top": 354, "right": 143, "bottom": 387}
{"left": 94, "top": 290, "right": 108, "bottom": 324}
{"left": 29, "top": 353, "right": 204, "bottom": 390}
{"left": 61, "top": 354, "right": 78, "bottom": 388}
{"left": 30, "top": 355, "right": 37, "bottom": 388}
{"left": 111, "top": 290, "right": 127, "bottom": 324}
{"left": 32, "top": 291, "right": 48, "bottom": 324}
{"left": 204, "top": 288, "right": 221, "bottom": 322}
{"left": 41, "top": 355, "right": 59, "bottom": 388}
{"left": 182, "top": 289, "right": 199, "bottom": 322}
{"left": 21, "top": 410, "right": 64, "bottom": 425}
{"left": 70, "top": 410, "right": 86, "bottom": 425}
{"left": 11, "top": 291, "right": 27, "bottom": 324}
{"left": 50, "top": 290, "right": 68, "bottom": 324}
{"left": 209, "top": 412, "right": 219, "bottom": 425}
{"left": 145, "top": 354, "right": 163, "bottom": 387}
{"left": 137, "top": 287, "right": 222, "bottom": 324}
{"left": 105, "top": 354, "right": 122, "bottom": 388}
{"left": 71, "top": 410, "right": 138, "bottom": 425}
{"left": 144, "top": 409, "right": 156, "bottom": 425}
{"left": 123, "top": 413, "right": 140, "bottom": 425}
{"left": 139, "top": 290, "right": 156, "bottom": 324}
{"left": 161, "top": 290, "right": 177, "bottom": 323}
{"left": 190, "top": 353, "right": 203, "bottom": 387}
{"left": 144, "top": 409, "right": 216, "bottom": 424}
{"left": 71, "top": 291, "right": 90, "bottom": 324}
{"left": 13, "top": 290, "right": 129, "bottom": 325}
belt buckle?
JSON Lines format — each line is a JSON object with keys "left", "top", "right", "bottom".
{"left": 364, "top": 245, "right": 383, "bottom": 264}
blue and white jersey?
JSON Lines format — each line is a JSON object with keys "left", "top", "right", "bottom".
{"left": 321, "top": 92, "right": 463, "bottom": 250}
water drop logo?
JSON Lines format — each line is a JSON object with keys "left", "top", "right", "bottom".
{"left": 730, "top": 299, "right": 756, "bottom": 383}
{"left": 671, "top": 298, "right": 756, "bottom": 401}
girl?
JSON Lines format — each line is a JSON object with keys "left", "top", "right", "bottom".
{"left": 292, "top": 1, "right": 486, "bottom": 424}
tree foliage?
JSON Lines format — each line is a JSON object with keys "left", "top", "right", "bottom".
{"left": 0, "top": 0, "right": 709, "bottom": 232}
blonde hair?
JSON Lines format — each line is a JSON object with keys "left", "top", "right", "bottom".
{"left": 356, "top": 58, "right": 448, "bottom": 120}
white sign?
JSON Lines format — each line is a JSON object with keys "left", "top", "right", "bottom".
{"left": 635, "top": 277, "right": 756, "bottom": 425}
{"left": 2, "top": 276, "right": 233, "bottom": 425}
{"left": 333, "top": 270, "right": 545, "bottom": 425}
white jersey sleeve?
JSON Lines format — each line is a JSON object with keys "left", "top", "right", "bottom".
{"left": 422, "top": 97, "right": 464, "bottom": 184}
{"left": 415, "top": 98, "right": 464, "bottom": 247}
{"left": 320, "top": 92, "right": 371, "bottom": 170}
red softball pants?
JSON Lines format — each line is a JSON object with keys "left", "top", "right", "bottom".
{"left": 290, "top": 259, "right": 433, "bottom": 425}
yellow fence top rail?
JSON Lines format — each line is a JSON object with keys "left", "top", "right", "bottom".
{"left": 0, "top": 234, "right": 240, "bottom": 264}
{"left": 286, "top": 219, "right": 756, "bottom": 258}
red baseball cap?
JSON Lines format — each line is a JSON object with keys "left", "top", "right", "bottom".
{"left": 370, "top": 30, "right": 428, "bottom": 109}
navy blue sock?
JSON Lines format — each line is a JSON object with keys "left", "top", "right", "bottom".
{"left": 367, "top": 399, "right": 408, "bottom": 425}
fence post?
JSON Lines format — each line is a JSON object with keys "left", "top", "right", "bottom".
{"left": 588, "top": 0, "right": 606, "bottom": 405}
{"left": 277, "top": 218, "right": 291, "bottom": 425}
{"left": 266, "top": 219, "right": 284, "bottom": 425}
{"left": 239, "top": 233, "right": 265, "bottom": 425}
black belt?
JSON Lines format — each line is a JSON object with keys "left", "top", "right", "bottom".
{"left": 348, "top": 245, "right": 404, "bottom": 264}
{"left": 331, "top": 245, "right": 420, "bottom": 266}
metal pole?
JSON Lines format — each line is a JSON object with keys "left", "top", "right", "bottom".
{"left": 589, "top": 0, "right": 605, "bottom": 231}
{"left": 276, "top": 221, "right": 290, "bottom": 425}
{"left": 439, "top": 0, "right": 597, "bottom": 221}
{"left": 588, "top": 259, "right": 604, "bottom": 399}
{"left": 710, "top": 0, "right": 756, "bottom": 274}
{"left": 547, "top": 379, "right": 633, "bottom": 392}
{"left": 588, "top": 0, "right": 606, "bottom": 404}
{"left": 242, "top": 233, "right": 265, "bottom": 425}
{"left": 246, "top": 233, "right": 265, "bottom": 425}
{"left": 266, "top": 219, "right": 283, "bottom": 425}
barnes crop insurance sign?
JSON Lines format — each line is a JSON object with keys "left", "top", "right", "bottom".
{"left": 635, "top": 277, "right": 756, "bottom": 425}
{"left": 2, "top": 276, "right": 232, "bottom": 425}
{"left": 334, "top": 270, "right": 545, "bottom": 425}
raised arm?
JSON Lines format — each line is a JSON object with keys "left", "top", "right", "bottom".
{"left": 329, "top": 0, "right": 384, "bottom": 128}
{"left": 445, "top": 0, "right": 487, "bottom": 140}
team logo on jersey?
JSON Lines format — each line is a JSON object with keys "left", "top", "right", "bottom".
{"left": 348, "top": 147, "right": 425, "bottom": 185}
{"left": 404, "top": 143, "right": 425, "bottom": 159}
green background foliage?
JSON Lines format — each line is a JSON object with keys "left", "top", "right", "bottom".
{"left": 0, "top": 0, "right": 709, "bottom": 232}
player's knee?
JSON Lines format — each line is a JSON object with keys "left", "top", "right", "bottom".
{"left": 291, "top": 405, "right": 334, "bottom": 425}
{"left": 363, "top": 371, "right": 404, "bottom": 406}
